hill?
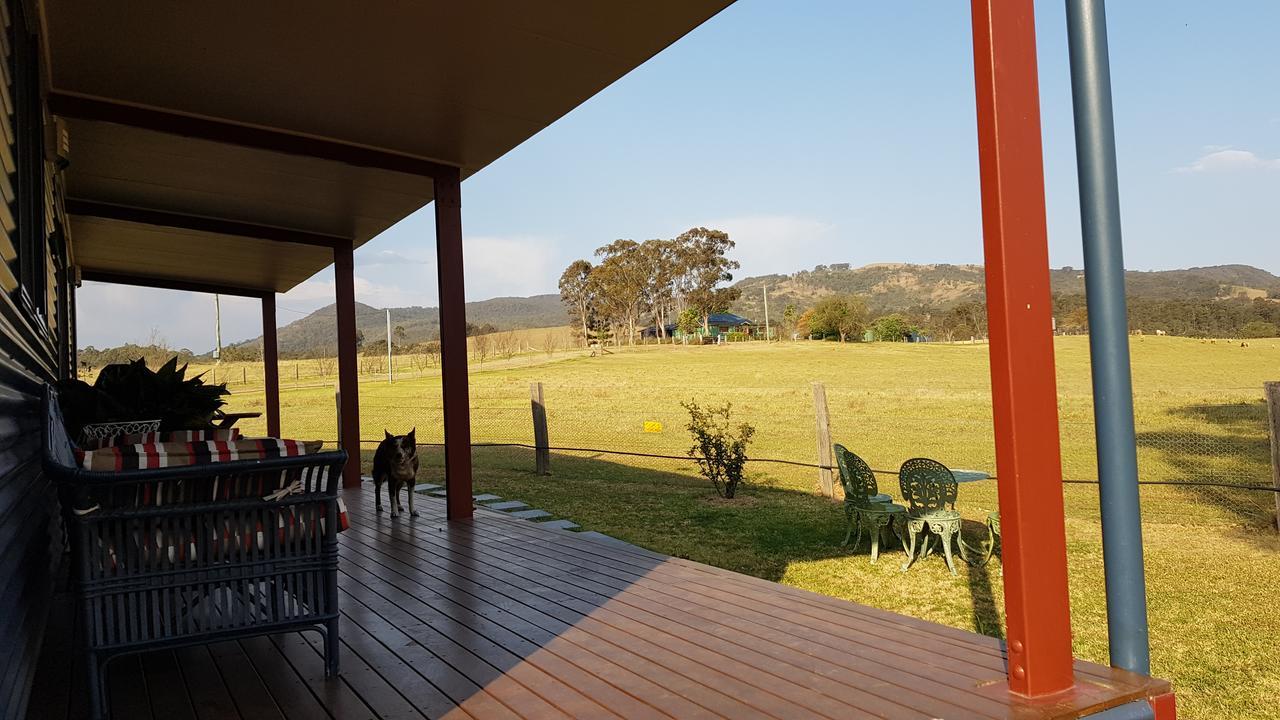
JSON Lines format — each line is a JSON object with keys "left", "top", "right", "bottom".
{"left": 164, "top": 263, "right": 1280, "bottom": 358}
{"left": 228, "top": 294, "right": 566, "bottom": 357}
{"left": 730, "top": 263, "right": 1280, "bottom": 317}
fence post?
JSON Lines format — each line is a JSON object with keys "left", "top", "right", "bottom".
{"left": 1266, "top": 381, "right": 1280, "bottom": 530}
{"left": 531, "top": 382, "right": 550, "bottom": 475}
{"left": 335, "top": 390, "right": 342, "bottom": 453}
{"left": 812, "top": 382, "right": 834, "bottom": 498}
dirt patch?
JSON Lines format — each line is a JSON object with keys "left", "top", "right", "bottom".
{"left": 701, "top": 494, "right": 761, "bottom": 508}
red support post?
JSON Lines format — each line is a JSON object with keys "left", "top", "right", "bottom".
{"left": 970, "top": 0, "right": 1075, "bottom": 697}
{"left": 262, "top": 294, "right": 281, "bottom": 438}
{"left": 334, "top": 241, "right": 362, "bottom": 488}
{"left": 434, "top": 167, "right": 474, "bottom": 521}
{"left": 1150, "top": 692, "right": 1177, "bottom": 720}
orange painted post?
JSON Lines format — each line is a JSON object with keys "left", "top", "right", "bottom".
{"left": 334, "top": 241, "right": 362, "bottom": 488}
{"left": 970, "top": 0, "right": 1075, "bottom": 697}
{"left": 435, "top": 167, "right": 474, "bottom": 520}
{"left": 262, "top": 294, "right": 281, "bottom": 437}
{"left": 1149, "top": 692, "right": 1177, "bottom": 720}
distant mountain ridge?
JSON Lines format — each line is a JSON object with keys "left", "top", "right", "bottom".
{"left": 730, "top": 263, "right": 1280, "bottom": 317}
{"left": 228, "top": 294, "right": 566, "bottom": 357}
{"left": 219, "top": 263, "right": 1278, "bottom": 356}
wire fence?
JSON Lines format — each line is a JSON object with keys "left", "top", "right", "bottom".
{"left": 231, "top": 380, "right": 1278, "bottom": 528}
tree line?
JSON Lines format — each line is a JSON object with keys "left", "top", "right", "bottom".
{"left": 1053, "top": 294, "right": 1280, "bottom": 338}
{"left": 790, "top": 293, "right": 1279, "bottom": 341}
{"left": 780, "top": 295, "right": 989, "bottom": 343}
{"left": 558, "top": 228, "right": 741, "bottom": 345}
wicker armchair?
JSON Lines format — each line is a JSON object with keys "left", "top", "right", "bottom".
{"left": 43, "top": 386, "right": 347, "bottom": 719}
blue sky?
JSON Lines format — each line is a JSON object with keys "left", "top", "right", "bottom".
{"left": 78, "top": 0, "right": 1280, "bottom": 352}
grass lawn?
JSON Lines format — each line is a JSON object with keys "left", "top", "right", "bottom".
{"left": 194, "top": 335, "right": 1277, "bottom": 718}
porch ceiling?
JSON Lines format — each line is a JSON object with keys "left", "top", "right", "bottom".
{"left": 42, "top": 0, "right": 733, "bottom": 293}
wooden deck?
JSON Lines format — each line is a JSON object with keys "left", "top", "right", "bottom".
{"left": 29, "top": 486, "right": 1169, "bottom": 719}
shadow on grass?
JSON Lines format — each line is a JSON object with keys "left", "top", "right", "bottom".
{"left": 1135, "top": 400, "right": 1275, "bottom": 530}
{"left": 962, "top": 518, "right": 1004, "bottom": 640}
{"left": 356, "top": 443, "right": 1008, "bottom": 641}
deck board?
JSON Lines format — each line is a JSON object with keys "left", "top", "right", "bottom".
{"left": 27, "top": 487, "right": 1170, "bottom": 719}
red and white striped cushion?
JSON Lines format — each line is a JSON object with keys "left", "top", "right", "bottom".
{"left": 76, "top": 437, "right": 322, "bottom": 471}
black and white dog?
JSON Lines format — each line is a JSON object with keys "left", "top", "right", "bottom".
{"left": 373, "top": 428, "right": 419, "bottom": 518}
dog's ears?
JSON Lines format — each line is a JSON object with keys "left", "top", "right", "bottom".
{"left": 385, "top": 429, "right": 394, "bottom": 441}
{"left": 407, "top": 427, "right": 416, "bottom": 442}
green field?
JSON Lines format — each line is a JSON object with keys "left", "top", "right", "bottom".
{"left": 179, "top": 335, "right": 1278, "bottom": 719}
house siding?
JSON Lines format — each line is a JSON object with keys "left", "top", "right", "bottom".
{"left": 0, "top": 1, "right": 70, "bottom": 718}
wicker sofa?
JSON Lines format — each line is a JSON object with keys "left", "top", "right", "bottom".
{"left": 42, "top": 386, "right": 347, "bottom": 719}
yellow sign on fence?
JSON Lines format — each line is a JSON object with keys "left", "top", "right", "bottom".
{"left": 643, "top": 421, "right": 664, "bottom": 433}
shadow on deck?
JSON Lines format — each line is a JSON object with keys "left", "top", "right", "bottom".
{"left": 28, "top": 486, "right": 1168, "bottom": 719}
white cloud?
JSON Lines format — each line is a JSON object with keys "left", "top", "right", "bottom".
{"left": 1175, "top": 148, "right": 1280, "bottom": 173}
{"left": 356, "top": 249, "right": 432, "bottom": 267}
{"left": 76, "top": 283, "right": 261, "bottom": 353}
{"left": 283, "top": 273, "right": 433, "bottom": 310}
{"left": 75, "top": 231, "right": 561, "bottom": 350}
{"left": 462, "top": 235, "right": 559, "bottom": 299}
{"left": 694, "top": 215, "right": 838, "bottom": 278}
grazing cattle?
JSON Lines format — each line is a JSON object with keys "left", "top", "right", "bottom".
{"left": 1155, "top": 329, "right": 1166, "bottom": 336}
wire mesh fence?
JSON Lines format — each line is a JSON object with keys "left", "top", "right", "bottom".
{"left": 229, "top": 379, "right": 1278, "bottom": 528}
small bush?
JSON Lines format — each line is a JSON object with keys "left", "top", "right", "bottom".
{"left": 682, "top": 400, "right": 756, "bottom": 499}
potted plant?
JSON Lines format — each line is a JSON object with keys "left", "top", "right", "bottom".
{"left": 56, "top": 357, "right": 230, "bottom": 442}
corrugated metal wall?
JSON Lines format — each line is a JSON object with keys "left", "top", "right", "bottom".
{"left": 0, "top": 1, "right": 70, "bottom": 717}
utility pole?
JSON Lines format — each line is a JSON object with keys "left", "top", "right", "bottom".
{"left": 214, "top": 294, "right": 222, "bottom": 363}
{"left": 763, "top": 284, "right": 771, "bottom": 342}
{"left": 386, "top": 308, "right": 393, "bottom": 384}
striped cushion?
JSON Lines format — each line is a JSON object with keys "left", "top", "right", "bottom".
{"left": 76, "top": 437, "right": 322, "bottom": 471}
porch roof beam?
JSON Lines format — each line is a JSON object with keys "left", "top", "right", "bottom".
{"left": 80, "top": 269, "right": 271, "bottom": 299}
{"left": 47, "top": 91, "right": 460, "bottom": 180}
{"left": 66, "top": 199, "right": 349, "bottom": 249}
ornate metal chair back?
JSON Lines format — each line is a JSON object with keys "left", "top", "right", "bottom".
{"left": 834, "top": 444, "right": 879, "bottom": 509}
{"left": 898, "top": 457, "right": 957, "bottom": 514}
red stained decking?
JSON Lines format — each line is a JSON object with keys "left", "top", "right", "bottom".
{"left": 29, "top": 487, "right": 1168, "bottom": 719}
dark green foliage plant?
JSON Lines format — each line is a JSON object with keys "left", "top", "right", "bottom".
{"left": 683, "top": 400, "right": 755, "bottom": 499}
{"left": 807, "top": 295, "right": 868, "bottom": 341}
{"left": 1240, "top": 321, "right": 1278, "bottom": 338}
{"left": 676, "top": 308, "right": 701, "bottom": 336}
{"left": 57, "top": 357, "right": 229, "bottom": 437}
{"left": 870, "top": 314, "right": 913, "bottom": 342}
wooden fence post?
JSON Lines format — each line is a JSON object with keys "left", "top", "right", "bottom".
{"left": 531, "top": 382, "right": 550, "bottom": 475}
{"left": 812, "top": 382, "right": 834, "bottom": 498}
{"left": 1266, "top": 381, "right": 1280, "bottom": 530}
{"left": 334, "top": 390, "right": 342, "bottom": 452}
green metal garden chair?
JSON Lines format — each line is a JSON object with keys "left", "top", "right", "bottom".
{"left": 898, "top": 457, "right": 970, "bottom": 574}
{"left": 834, "top": 444, "right": 906, "bottom": 563}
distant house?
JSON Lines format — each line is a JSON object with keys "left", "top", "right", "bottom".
{"left": 640, "top": 323, "right": 677, "bottom": 339}
{"left": 674, "top": 313, "right": 755, "bottom": 340}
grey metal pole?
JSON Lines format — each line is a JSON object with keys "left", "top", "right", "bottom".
{"left": 1065, "top": 0, "right": 1150, "bottom": 675}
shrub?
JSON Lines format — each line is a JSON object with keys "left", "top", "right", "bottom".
{"left": 682, "top": 400, "right": 756, "bottom": 499}
{"left": 1241, "top": 321, "right": 1278, "bottom": 338}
